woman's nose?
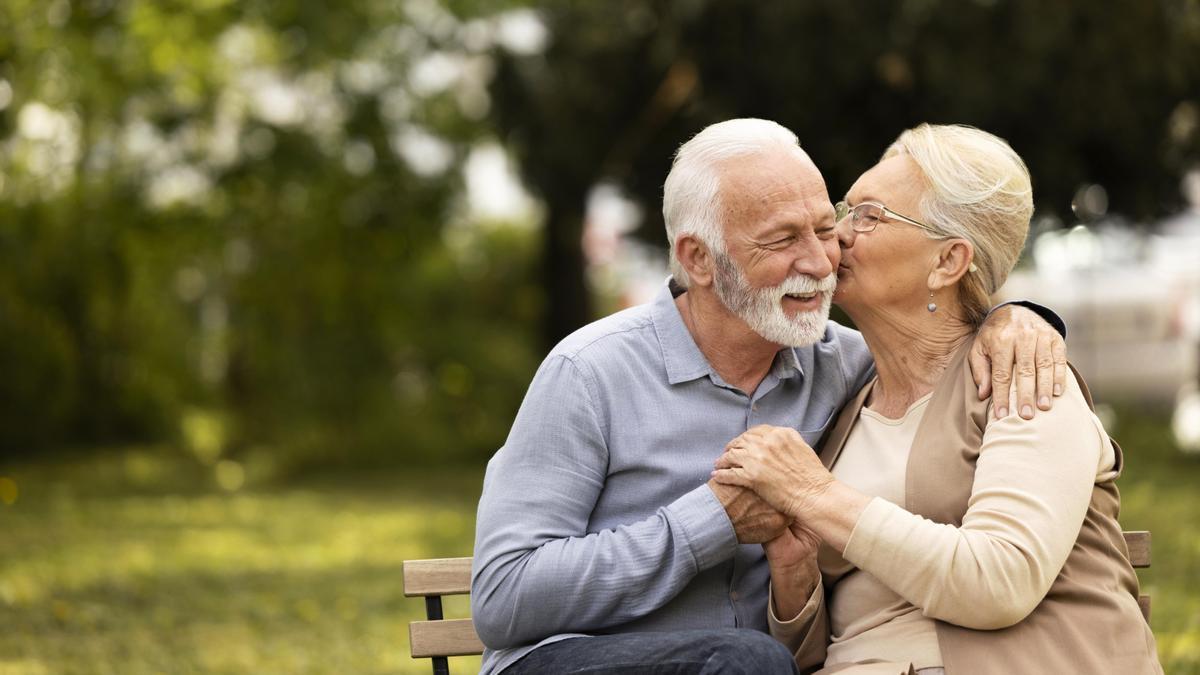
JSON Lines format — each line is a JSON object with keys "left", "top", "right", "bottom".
{"left": 835, "top": 218, "right": 857, "bottom": 248}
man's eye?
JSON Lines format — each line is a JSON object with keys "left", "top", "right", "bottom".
{"left": 769, "top": 236, "right": 795, "bottom": 247}
{"left": 816, "top": 228, "right": 837, "bottom": 239}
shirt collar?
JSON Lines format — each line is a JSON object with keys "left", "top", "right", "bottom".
{"left": 651, "top": 277, "right": 805, "bottom": 386}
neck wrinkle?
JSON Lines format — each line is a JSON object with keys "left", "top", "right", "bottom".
{"left": 847, "top": 301, "right": 974, "bottom": 417}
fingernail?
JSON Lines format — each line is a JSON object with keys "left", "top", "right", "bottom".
{"left": 1039, "top": 396, "right": 1050, "bottom": 409}
{"left": 1054, "top": 384, "right": 1062, "bottom": 396}
{"left": 1021, "top": 405, "right": 1033, "bottom": 419}
{"left": 997, "top": 407, "right": 1008, "bottom": 418}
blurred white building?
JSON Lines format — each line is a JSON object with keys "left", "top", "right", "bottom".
{"left": 997, "top": 206, "right": 1200, "bottom": 409}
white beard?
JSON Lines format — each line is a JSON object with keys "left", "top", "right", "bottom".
{"left": 712, "top": 253, "right": 836, "bottom": 347}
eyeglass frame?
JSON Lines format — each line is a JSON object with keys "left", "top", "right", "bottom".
{"left": 834, "top": 200, "right": 944, "bottom": 238}
{"left": 834, "top": 200, "right": 980, "bottom": 273}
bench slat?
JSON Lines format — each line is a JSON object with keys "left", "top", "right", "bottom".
{"left": 405, "top": 531, "right": 1152, "bottom": 661}
{"left": 1124, "top": 531, "right": 1150, "bottom": 568}
{"left": 403, "top": 557, "right": 473, "bottom": 597}
{"left": 410, "top": 618, "right": 485, "bottom": 658}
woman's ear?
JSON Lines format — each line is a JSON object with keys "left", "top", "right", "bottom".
{"left": 928, "top": 238, "right": 975, "bottom": 291}
{"left": 677, "top": 234, "right": 716, "bottom": 288}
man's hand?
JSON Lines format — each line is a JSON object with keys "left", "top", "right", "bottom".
{"left": 707, "top": 478, "right": 790, "bottom": 544}
{"left": 971, "top": 304, "right": 1067, "bottom": 420}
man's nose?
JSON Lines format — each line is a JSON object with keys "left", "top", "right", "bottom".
{"left": 792, "top": 237, "right": 834, "bottom": 278}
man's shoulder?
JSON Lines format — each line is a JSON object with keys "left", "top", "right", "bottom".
{"left": 549, "top": 302, "right": 659, "bottom": 363}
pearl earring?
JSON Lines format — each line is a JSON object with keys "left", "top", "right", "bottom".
{"left": 927, "top": 291, "right": 937, "bottom": 313}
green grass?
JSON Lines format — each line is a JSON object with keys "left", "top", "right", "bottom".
{"left": 2, "top": 406, "right": 1199, "bottom": 674}
{"left": 1106, "top": 406, "right": 1200, "bottom": 672}
{"left": 1, "top": 450, "right": 484, "bottom": 674}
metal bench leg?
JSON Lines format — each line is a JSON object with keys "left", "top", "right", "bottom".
{"left": 425, "top": 596, "right": 450, "bottom": 675}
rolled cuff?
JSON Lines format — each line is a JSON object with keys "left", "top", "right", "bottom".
{"left": 993, "top": 300, "right": 1067, "bottom": 339}
{"left": 665, "top": 483, "right": 739, "bottom": 571}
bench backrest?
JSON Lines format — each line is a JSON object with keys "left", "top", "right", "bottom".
{"left": 403, "top": 531, "right": 1152, "bottom": 672}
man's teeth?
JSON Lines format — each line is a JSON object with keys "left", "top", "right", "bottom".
{"left": 785, "top": 293, "right": 816, "bottom": 300}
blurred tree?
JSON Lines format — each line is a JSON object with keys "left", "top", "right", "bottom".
{"left": 490, "top": 0, "right": 1200, "bottom": 345}
{"left": 0, "top": 0, "right": 541, "bottom": 465}
{"left": 2, "top": 0, "right": 1198, "bottom": 465}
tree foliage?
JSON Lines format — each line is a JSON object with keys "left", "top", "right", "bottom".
{"left": 490, "top": 0, "right": 1200, "bottom": 342}
{"left": 1, "top": 0, "right": 1198, "bottom": 465}
{"left": 0, "top": 0, "right": 540, "bottom": 465}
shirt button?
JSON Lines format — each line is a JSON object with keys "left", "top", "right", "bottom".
{"left": 730, "top": 591, "right": 739, "bottom": 601}
{"left": 751, "top": 404, "right": 758, "bottom": 412}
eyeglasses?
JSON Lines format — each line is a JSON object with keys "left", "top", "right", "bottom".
{"left": 834, "top": 200, "right": 943, "bottom": 237}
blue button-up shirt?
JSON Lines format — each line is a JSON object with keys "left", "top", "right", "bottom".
{"left": 471, "top": 280, "right": 874, "bottom": 674}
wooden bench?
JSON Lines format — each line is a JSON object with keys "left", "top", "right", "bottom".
{"left": 403, "top": 531, "right": 1152, "bottom": 674}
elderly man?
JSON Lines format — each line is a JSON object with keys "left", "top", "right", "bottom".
{"left": 471, "top": 119, "right": 1066, "bottom": 675}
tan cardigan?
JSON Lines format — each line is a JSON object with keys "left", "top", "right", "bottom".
{"left": 795, "top": 339, "right": 1160, "bottom": 674}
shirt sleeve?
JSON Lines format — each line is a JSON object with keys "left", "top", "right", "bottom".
{"left": 839, "top": 372, "right": 1112, "bottom": 630}
{"left": 470, "top": 353, "right": 739, "bottom": 649}
{"left": 768, "top": 578, "right": 829, "bottom": 672}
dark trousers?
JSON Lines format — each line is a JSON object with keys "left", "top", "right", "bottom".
{"left": 502, "top": 628, "right": 800, "bottom": 675}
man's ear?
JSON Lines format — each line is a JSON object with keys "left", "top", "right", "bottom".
{"left": 677, "top": 234, "right": 716, "bottom": 288}
{"left": 928, "top": 238, "right": 975, "bottom": 291}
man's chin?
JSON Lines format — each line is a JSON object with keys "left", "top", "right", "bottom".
{"left": 755, "top": 314, "right": 828, "bottom": 347}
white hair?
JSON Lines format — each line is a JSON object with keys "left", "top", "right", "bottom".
{"left": 662, "top": 118, "right": 803, "bottom": 287}
{"left": 883, "top": 124, "right": 1033, "bottom": 326}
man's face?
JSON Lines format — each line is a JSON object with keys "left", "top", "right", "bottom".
{"left": 711, "top": 149, "right": 840, "bottom": 346}
{"left": 711, "top": 249, "right": 836, "bottom": 347}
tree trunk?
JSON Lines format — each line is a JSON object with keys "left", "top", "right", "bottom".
{"left": 541, "top": 200, "right": 591, "bottom": 352}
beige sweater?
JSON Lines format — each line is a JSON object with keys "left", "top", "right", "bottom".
{"left": 770, "top": 374, "right": 1116, "bottom": 671}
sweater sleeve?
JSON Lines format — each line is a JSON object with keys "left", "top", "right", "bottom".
{"left": 839, "top": 373, "right": 1113, "bottom": 630}
{"left": 768, "top": 578, "right": 829, "bottom": 672}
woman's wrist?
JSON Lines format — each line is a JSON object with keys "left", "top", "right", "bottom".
{"left": 796, "top": 480, "right": 871, "bottom": 554}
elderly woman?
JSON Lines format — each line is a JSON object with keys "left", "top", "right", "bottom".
{"left": 712, "top": 124, "right": 1162, "bottom": 675}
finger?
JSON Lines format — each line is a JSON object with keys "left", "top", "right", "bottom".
{"left": 1052, "top": 336, "right": 1068, "bottom": 397}
{"left": 714, "top": 452, "right": 740, "bottom": 470}
{"left": 989, "top": 339, "right": 1015, "bottom": 418}
{"left": 710, "top": 467, "right": 750, "bottom": 488}
{"left": 968, "top": 340, "right": 992, "bottom": 399}
{"left": 741, "top": 427, "right": 769, "bottom": 441}
{"left": 1035, "top": 333, "right": 1054, "bottom": 410}
{"left": 1014, "top": 330, "right": 1037, "bottom": 419}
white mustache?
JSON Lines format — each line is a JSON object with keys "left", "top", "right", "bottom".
{"left": 774, "top": 273, "right": 837, "bottom": 295}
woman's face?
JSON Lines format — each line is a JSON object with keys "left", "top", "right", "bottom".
{"left": 834, "top": 155, "right": 944, "bottom": 318}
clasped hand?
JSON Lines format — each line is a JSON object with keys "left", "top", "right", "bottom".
{"left": 711, "top": 425, "right": 832, "bottom": 523}
{"left": 711, "top": 425, "right": 828, "bottom": 574}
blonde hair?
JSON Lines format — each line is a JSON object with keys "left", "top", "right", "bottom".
{"left": 883, "top": 124, "right": 1033, "bottom": 326}
{"left": 663, "top": 119, "right": 802, "bottom": 287}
